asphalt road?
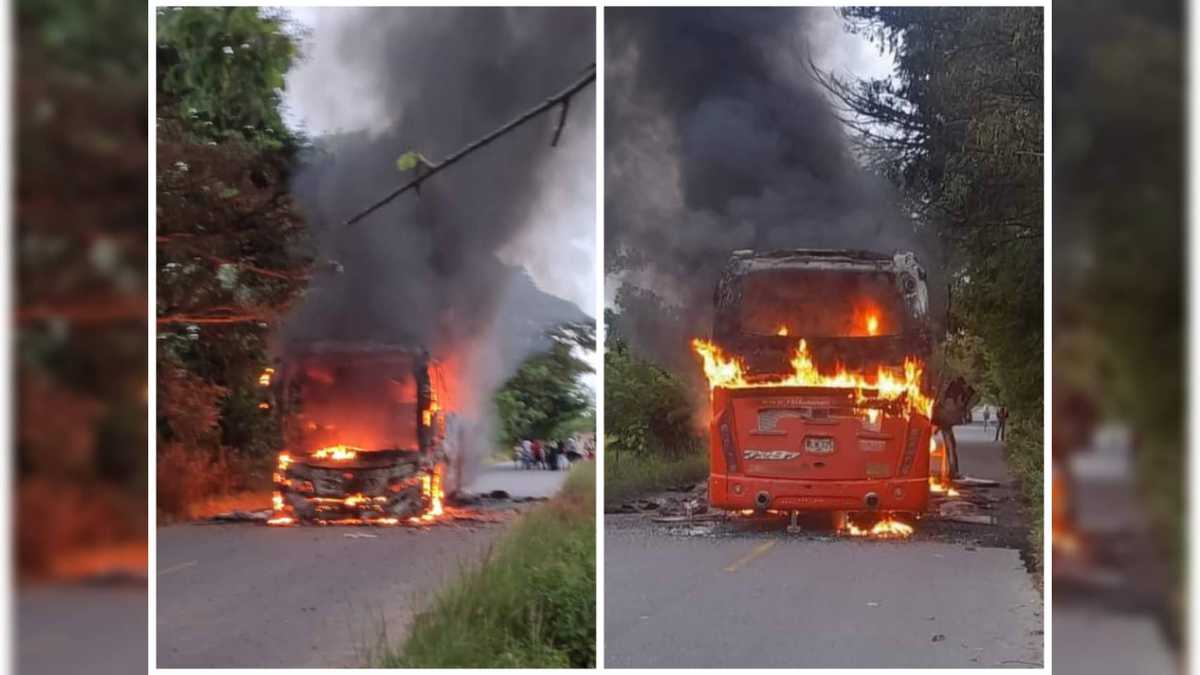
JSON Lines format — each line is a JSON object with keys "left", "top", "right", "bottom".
{"left": 156, "top": 462, "right": 569, "bottom": 668}
{"left": 604, "top": 424, "right": 1043, "bottom": 668}
{"left": 19, "top": 584, "right": 148, "bottom": 675}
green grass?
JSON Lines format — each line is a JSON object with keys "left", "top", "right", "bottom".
{"left": 604, "top": 451, "right": 708, "bottom": 505}
{"left": 378, "top": 462, "right": 595, "bottom": 668}
{"left": 1003, "top": 417, "right": 1044, "bottom": 577}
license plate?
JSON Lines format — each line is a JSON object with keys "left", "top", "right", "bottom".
{"left": 804, "top": 436, "right": 835, "bottom": 454}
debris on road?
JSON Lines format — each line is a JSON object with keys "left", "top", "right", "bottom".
{"left": 938, "top": 500, "right": 997, "bottom": 525}
{"left": 210, "top": 510, "right": 271, "bottom": 522}
{"left": 954, "top": 475, "right": 1000, "bottom": 487}
{"left": 650, "top": 514, "right": 725, "bottom": 524}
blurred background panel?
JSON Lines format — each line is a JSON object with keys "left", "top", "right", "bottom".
{"left": 1053, "top": 0, "right": 1182, "bottom": 673}
{"left": 14, "top": 0, "right": 147, "bottom": 673}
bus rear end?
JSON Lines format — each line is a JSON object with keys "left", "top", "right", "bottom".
{"left": 699, "top": 249, "right": 936, "bottom": 524}
{"left": 706, "top": 385, "right": 931, "bottom": 514}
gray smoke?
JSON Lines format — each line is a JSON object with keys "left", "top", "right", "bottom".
{"left": 281, "top": 7, "right": 595, "bottom": 482}
{"left": 606, "top": 7, "right": 937, "bottom": 366}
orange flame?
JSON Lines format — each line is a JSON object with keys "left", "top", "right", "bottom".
{"left": 866, "top": 314, "right": 879, "bottom": 336}
{"left": 929, "top": 479, "right": 960, "bottom": 497}
{"left": 692, "top": 338, "right": 933, "bottom": 418}
{"left": 312, "top": 444, "right": 359, "bottom": 461}
{"left": 412, "top": 466, "right": 446, "bottom": 522}
{"left": 422, "top": 400, "right": 441, "bottom": 428}
{"left": 268, "top": 490, "right": 294, "bottom": 526}
{"left": 776, "top": 326, "right": 789, "bottom": 336}
{"left": 844, "top": 516, "right": 914, "bottom": 538}
{"left": 258, "top": 367, "right": 275, "bottom": 387}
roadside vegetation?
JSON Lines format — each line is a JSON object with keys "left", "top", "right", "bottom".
{"left": 155, "top": 7, "right": 311, "bottom": 518}
{"left": 494, "top": 321, "right": 596, "bottom": 449}
{"left": 606, "top": 451, "right": 707, "bottom": 506}
{"left": 380, "top": 462, "right": 596, "bottom": 668}
{"left": 603, "top": 332, "right": 707, "bottom": 503}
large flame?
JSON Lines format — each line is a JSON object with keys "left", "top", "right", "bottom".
{"left": 692, "top": 338, "right": 933, "bottom": 418}
{"left": 414, "top": 466, "right": 446, "bottom": 522}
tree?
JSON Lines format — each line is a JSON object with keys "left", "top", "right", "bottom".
{"left": 604, "top": 296, "right": 703, "bottom": 460}
{"left": 155, "top": 8, "right": 310, "bottom": 509}
{"left": 157, "top": 6, "right": 303, "bottom": 151}
{"left": 494, "top": 322, "right": 596, "bottom": 446}
{"left": 818, "top": 7, "right": 1043, "bottom": 421}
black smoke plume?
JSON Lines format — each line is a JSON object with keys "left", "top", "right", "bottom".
{"left": 606, "top": 7, "right": 936, "bottom": 368}
{"left": 284, "top": 8, "right": 593, "bottom": 371}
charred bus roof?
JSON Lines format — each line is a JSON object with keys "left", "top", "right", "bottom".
{"left": 718, "top": 248, "right": 929, "bottom": 321}
{"left": 713, "top": 248, "right": 932, "bottom": 372}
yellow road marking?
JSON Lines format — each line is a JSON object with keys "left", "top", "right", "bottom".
{"left": 158, "top": 560, "right": 198, "bottom": 576}
{"left": 724, "top": 540, "right": 776, "bottom": 572}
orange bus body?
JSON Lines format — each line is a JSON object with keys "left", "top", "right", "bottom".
{"left": 706, "top": 384, "right": 931, "bottom": 514}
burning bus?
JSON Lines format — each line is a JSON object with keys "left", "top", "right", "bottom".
{"left": 265, "top": 341, "right": 456, "bottom": 525}
{"left": 695, "top": 249, "right": 937, "bottom": 533}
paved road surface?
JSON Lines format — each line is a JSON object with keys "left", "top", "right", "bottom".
{"left": 466, "top": 461, "right": 571, "bottom": 498}
{"left": 605, "top": 424, "right": 1043, "bottom": 668}
{"left": 19, "top": 585, "right": 147, "bottom": 675}
{"left": 157, "top": 462, "right": 568, "bottom": 668}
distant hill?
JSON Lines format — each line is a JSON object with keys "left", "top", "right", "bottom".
{"left": 494, "top": 263, "right": 592, "bottom": 360}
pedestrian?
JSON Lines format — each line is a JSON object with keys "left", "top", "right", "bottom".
{"left": 933, "top": 376, "right": 976, "bottom": 479}
{"left": 983, "top": 406, "right": 991, "bottom": 430}
{"left": 520, "top": 439, "right": 533, "bottom": 470}
{"left": 996, "top": 406, "right": 1009, "bottom": 442}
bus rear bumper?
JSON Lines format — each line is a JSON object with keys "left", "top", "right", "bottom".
{"left": 709, "top": 474, "right": 929, "bottom": 513}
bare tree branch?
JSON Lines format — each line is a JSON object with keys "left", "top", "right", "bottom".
{"left": 342, "top": 63, "right": 596, "bottom": 227}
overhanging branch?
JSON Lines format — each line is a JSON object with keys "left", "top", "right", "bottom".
{"left": 341, "top": 63, "right": 596, "bottom": 228}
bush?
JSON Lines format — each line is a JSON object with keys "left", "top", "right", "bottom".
{"left": 156, "top": 442, "right": 227, "bottom": 518}
{"left": 381, "top": 463, "right": 596, "bottom": 668}
{"left": 1004, "top": 415, "right": 1043, "bottom": 573}
{"left": 604, "top": 343, "right": 701, "bottom": 459}
{"left": 605, "top": 450, "right": 708, "bottom": 505}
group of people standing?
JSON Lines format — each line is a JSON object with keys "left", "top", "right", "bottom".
{"left": 982, "top": 405, "right": 1009, "bottom": 442}
{"left": 515, "top": 437, "right": 578, "bottom": 470}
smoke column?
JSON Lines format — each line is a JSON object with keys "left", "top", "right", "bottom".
{"left": 281, "top": 7, "right": 595, "bottom": 483}
{"left": 606, "top": 7, "right": 936, "bottom": 367}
